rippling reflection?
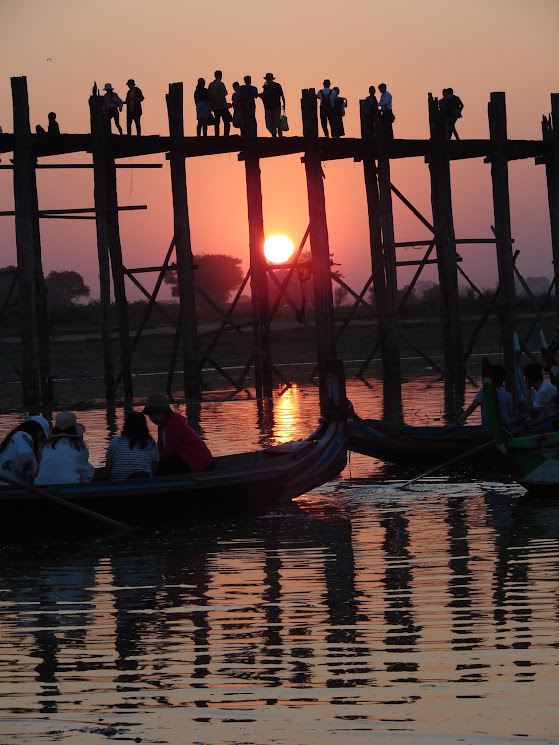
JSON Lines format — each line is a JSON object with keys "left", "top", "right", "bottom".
{"left": 0, "top": 378, "right": 558, "bottom": 743}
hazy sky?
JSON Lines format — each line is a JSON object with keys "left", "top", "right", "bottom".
{"left": 1, "top": 0, "right": 558, "bottom": 301}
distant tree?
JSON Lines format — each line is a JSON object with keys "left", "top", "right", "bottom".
{"left": 334, "top": 284, "right": 349, "bottom": 307}
{"left": 164, "top": 254, "right": 244, "bottom": 308}
{"left": 46, "top": 270, "right": 90, "bottom": 307}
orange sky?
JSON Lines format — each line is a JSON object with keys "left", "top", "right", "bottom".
{"left": 1, "top": 0, "right": 558, "bottom": 302}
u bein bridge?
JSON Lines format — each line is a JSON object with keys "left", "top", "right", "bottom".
{"left": 0, "top": 75, "right": 558, "bottom": 417}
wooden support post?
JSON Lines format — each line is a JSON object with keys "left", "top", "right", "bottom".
{"left": 301, "top": 89, "right": 337, "bottom": 409}
{"left": 166, "top": 82, "right": 201, "bottom": 400}
{"left": 244, "top": 148, "right": 273, "bottom": 398}
{"left": 360, "top": 102, "right": 401, "bottom": 418}
{"left": 105, "top": 159, "right": 133, "bottom": 406}
{"left": 427, "top": 93, "right": 464, "bottom": 412}
{"left": 488, "top": 92, "right": 516, "bottom": 393}
{"left": 542, "top": 94, "right": 559, "bottom": 318}
{"left": 90, "top": 91, "right": 116, "bottom": 404}
{"left": 11, "top": 76, "right": 53, "bottom": 410}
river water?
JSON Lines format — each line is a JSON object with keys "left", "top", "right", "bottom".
{"left": 0, "top": 376, "right": 558, "bottom": 744}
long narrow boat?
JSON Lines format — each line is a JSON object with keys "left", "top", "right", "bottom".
{"left": 482, "top": 355, "right": 559, "bottom": 493}
{"left": 348, "top": 414, "right": 496, "bottom": 461}
{"left": 0, "top": 362, "right": 348, "bottom": 531}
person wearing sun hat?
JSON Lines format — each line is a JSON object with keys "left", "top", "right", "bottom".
{"left": 143, "top": 393, "right": 214, "bottom": 475}
{"left": 260, "top": 72, "right": 285, "bottom": 138}
{"left": 34, "top": 412, "right": 95, "bottom": 485}
{"left": 0, "top": 415, "right": 50, "bottom": 485}
{"left": 102, "top": 82, "right": 124, "bottom": 135}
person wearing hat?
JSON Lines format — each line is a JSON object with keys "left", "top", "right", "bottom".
{"left": 125, "top": 79, "right": 144, "bottom": 136}
{"left": 35, "top": 412, "right": 95, "bottom": 485}
{"left": 0, "top": 415, "right": 50, "bottom": 485}
{"left": 260, "top": 73, "right": 285, "bottom": 138}
{"left": 102, "top": 83, "right": 124, "bottom": 135}
{"left": 142, "top": 394, "right": 214, "bottom": 475}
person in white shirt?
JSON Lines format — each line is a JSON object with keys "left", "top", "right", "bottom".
{"left": 522, "top": 362, "right": 558, "bottom": 422}
{"left": 377, "top": 83, "right": 394, "bottom": 139}
{"left": 0, "top": 415, "right": 50, "bottom": 485}
{"left": 316, "top": 79, "right": 336, "bottom": 138}
{"left": 35, "top": 412, "right": 94, "bottom": 485}
{"left": 105, "top": 411, "right": 159, "bottom": 481}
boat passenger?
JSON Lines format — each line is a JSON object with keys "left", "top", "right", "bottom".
{"left": 453, "top": 365, "right": 514, "bottom": 428}
{"left": 0, "top": 415, "right": 50, "bottom": 485}
{"left": 105, "top": 411, "right": 159, "bottom": 480}
{"left": 35, "top": 412, "right": 95, "bottom": 485}
{"left": 142, "top": 393, "right": 214, "bottom": 476}
{"left": 522, "top": 362, "right": 558, "bottom": 422}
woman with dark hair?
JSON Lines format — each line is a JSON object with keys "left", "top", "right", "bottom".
{"left": 194, "top": 78, "right": 212, "bottom": 137}
{"left": 35, "top": 412, "right": 94, "bottom": 485}
{"left": 0, "top": 415, "right": 50, "bottom": 484}
{"left": 105, "top": 411, "right": 159, "bottom": 481}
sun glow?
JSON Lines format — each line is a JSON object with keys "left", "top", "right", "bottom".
{"left": 264, "top": 234, "right": 294, "bottom": 264}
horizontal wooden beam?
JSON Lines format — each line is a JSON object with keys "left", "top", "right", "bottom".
{"left": 0, "top": 163, "right": 162, "bottom": 170}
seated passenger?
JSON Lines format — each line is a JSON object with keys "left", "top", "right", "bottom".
{"left": 105, "top": 411, "right": 159, "bottom": 480}
{"left": 454, "top": 364, "right": 514, "bottom": 427}
{"left": 0, "top": 415, "right": 50, "bottom": 484}
{"left": 35, "top": 412, "right": 94, "bottom": 485}
{"left": 142, "top": 393, "right": 214, "bottom": 475}
{"left": 522, "top": 362, "right": 558, "bottom": 423}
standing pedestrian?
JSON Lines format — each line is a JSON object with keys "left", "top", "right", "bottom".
{"left": 231, "top": 81, "right": 243, "bottom": 130}
{"left": 440, "top": 87, "right": 463, "bottom": 140}
{"left": 316, "top": 79, "right": 335, "bottom": 137}
{"left": 194, "top": 78, "right": 212, "bottom": 137}
{"left": 330, "top": 87, "right": 347, "bottom": 138}
{"left": 260, "top": 72, "right": 285, "bottom": 138}
{"left": 377, "top": 83, "right": 394, "bottom": 139}
{"left": 208, "top": 70, "right": 232, "bottom": 136}
{"left": 239, "top": 75, "right": 259, "bottom": 137}
{"left": 360, "top": 85, "right": 378, "bottom": 139}
{"left": 125, "top": 78, "right": 144, "bottom": 136}
{"left": 102, "top": 83, "right": 123, "bottom": 134}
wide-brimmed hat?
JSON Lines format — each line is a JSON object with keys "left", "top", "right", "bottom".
{"left": 142, "top": 393, "right": 172, "bottom": 414}
{"left": 28, "top": 415, "right": 50, "bottom": 438}
{"left": 264, "top": 72, "right": 275, "bottom": 80}
{"left": 126, "top": 78, "right": 135, "bottom": 86}
{"left": 52, "top": 411, "right": 85, "bottom": 437}
{"left": 103, "top": 83, "right": 113, "bottom": 91}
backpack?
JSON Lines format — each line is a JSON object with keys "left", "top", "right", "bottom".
{"left": 319, "top": 88, "right": 333, "bottom": 108}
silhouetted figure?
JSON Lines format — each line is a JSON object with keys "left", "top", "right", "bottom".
{"left": 360, "top": 85, "right": 378, "bottom": 139}
{"left": 194, "top": 78, "right": 211, "bottom": 137}
{"left": 36, "top": 112, "right": 60, "bottom": 136}
{"left": 208, "top": 70, "right": 232, "bottom": 136}
{"left": 260, "top": 73, "right": 285, "bottom": 137}
{"left": 316, "top": 79, "right": 335, "bottom": 137}
{"left": 231, "top": 81, "right": 242, "bottom": 130}
{"left": 125, "top": 79, "right": 144, "bottom": 136}
{"left": 239, "top": 75, "right": 259, "bottom": 137}
{"left": 102, "top": 83, "right": 123, "bottom": 134}
{"left": 378, "top": 83, "right": 394, "bottom": 139}
{"left": 331, "top": 87, "right": 346, "bottom": 138}
{"left": 440, "top": 87, "right": 463, "bottom": 140}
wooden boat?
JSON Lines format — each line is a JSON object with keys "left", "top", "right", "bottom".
{"left": 0, "top": 362, "right": 348, "bottom": 531}
{"left": 348, "top": 413, "right": 497, "bottom": 461}
{"left": 482, "top": 354, "right": 559, "bottom": 493}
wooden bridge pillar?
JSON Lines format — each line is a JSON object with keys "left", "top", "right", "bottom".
{"left": 488, "top": 92, "right": 516, "bottom": 389}
{"left": 90, "top": 92, "right": 116, "bottom": 404}
{"left": 89, "top": 92, "right": 133, "bottom": 406}
{"left": 244, "top": 148, "right": 273, "bottom": 398}
{"left": 166, "top": 82, "right": 201, "bottom": 400}
{"left": 360, "top": 104, "right": 401, "bottom": 418}
{"left": 301, "top": 89, "right": 337, "bottom": 409}
{"left": 427, "top": 93, "right": 464, "bottom": 410}
{"left": 542, "top": 93, "right": 559, "bottom": 318}
{"left": 11, "top": 76, "right": 53, "bottom": 410}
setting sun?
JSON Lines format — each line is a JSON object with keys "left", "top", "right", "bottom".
{"left": 264, "top": 234, "right": 294, "bottom": 264}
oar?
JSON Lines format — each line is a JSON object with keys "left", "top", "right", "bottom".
{"left": 398, "top": 409, "right": 559, "bottom": 491}
{"left": 0, "top": 473, "right": 133, "bottom": 531}
{"left": 398, "top": 439, "right": 497, "bottom": 490}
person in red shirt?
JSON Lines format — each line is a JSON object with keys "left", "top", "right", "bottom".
{"left": 142, "top": 393, "right": 214, "bottom": 475}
